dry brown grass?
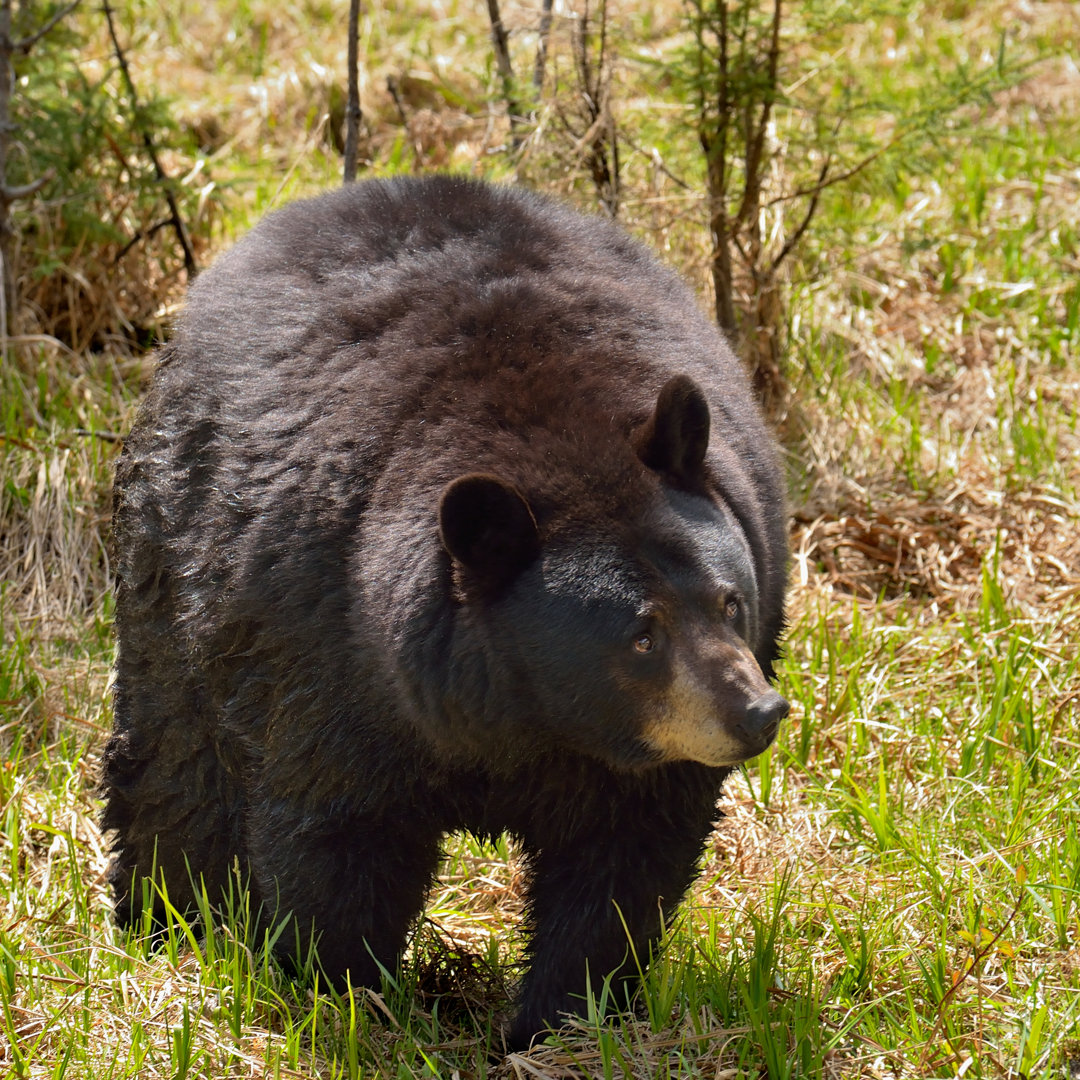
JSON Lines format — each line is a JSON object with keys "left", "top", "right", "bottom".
{"left": 0, "top": 347, "right": 140, "bottom": 635}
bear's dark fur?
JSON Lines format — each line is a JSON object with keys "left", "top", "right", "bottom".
{"left": 103, "top": 175, "right": 789, "bottom": 1049}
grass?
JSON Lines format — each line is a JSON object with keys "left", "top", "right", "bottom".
{"left": 2, "top": 0, "right": 1079, "bottom": 1076}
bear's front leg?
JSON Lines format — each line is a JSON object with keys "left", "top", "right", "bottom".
{"left": 508, "top": 811, "right": 712, "bottom": 1051}
{"left": 247, "top": 794, "right": 443, "bottom": 989}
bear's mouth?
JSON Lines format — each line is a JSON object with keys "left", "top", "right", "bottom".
{"left": 641, "top": 714, "right": 782, "bottom": 767}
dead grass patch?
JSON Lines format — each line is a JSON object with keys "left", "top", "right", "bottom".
{"left": 793, "top": 486, "right": 1080, "bottom": 607}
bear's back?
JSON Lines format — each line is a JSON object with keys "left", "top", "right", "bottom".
{"left": 167, "top": 176, "right": 712, "bottom": 434}
{"left": 115, "top": 177, "right": 786, "bottom": 684}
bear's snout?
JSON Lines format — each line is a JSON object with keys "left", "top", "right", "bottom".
{"left": 737, "top": 689, "right": 789, "bottom": 754}
{"left": 640, "top": 637, "right": 787, "bottom": 767}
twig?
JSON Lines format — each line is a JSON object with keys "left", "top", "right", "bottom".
{"left": 13, "top": 0, "right": 81, "bottom": 52}
{"left": 769, "top": 154, "right": 829, "bottom": 273}
{"left": 114, "top": 217, "right": 174, "bottom": 263}
{"left": 73, "top": 428, "right": 123, "bottom": 443}
{"left": 385, "top": 75, "right": 424, "bottom": 167}
{"left": 570, "top": 0, "right": 619, "bottom": 216}
{"left": 343, "top": 0, "right": 363, "bottom": 182}
{"left": 764, "top": 132, "right": 902, "bottom": 210}
{"left": 386, "top": 76, "right": 409, "bottom": 129}
{"left": 623, "top": 135, "right": 692, "bottom": 191}
{"left": 766, "top": 122, "right": 908, "bottom": 275}
{"left": 102, "top": 0, "right": 197, "bottom": 278}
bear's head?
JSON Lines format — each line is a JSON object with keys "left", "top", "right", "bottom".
{"left": 437, "top": 375, "right": 788, "bottom": 772}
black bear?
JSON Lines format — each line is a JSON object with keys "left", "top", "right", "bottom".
{"left": 103, "top": 175, "right": 789, "bottom": 1050}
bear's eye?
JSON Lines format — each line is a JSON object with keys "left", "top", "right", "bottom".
{"left": 632, "top": 633, "right": 655, "bottom": 654}
{"left": 724, "top": 598, "right": 740, "bottom": 621}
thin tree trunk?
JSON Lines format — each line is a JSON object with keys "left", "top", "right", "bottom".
{"left": 485, "top": 0, "right": 523, "bottom": 145}
{"left": 533, "top": 0, "right": 554, "bottom": 92}
{"left": 696, "top": 0, "right": 790, "bottom": 415}
{"left": 748, "top": 272, "right": 785, "bottom": 415}
{"left": 343, "top": 0, "right": 363, "bottom": 182}
{"left": 707, "top": 188, "right": 738, "bottom": 336}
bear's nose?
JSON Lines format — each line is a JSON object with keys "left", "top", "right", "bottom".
{"left": 739, "top": 690, "right": 790, "bottom": 744}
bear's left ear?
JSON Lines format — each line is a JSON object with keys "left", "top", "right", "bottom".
{"left": 636, "top": 374, "right": 711, "bottom": 482}
{"left": 439, "top": 473, "right": 540, "bottom": 587}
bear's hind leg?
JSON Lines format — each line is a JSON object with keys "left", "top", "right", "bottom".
{"left": 102, "top": 674, "right": 248, "bottom": 929}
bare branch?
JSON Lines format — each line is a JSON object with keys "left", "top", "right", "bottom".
{"left": 731, "top": 226, "right": 750, "bottom": 271}
{"left": 385, "top": 76, "right": 424, "bottom": 166}
{"left": 569, "top": 0, "right": 619, "bottom": 216}
{"left": 764, "top": 130, "right": 905, "bottom": 210}
{"left": 622, "top": 135, "right": 693, "bottom": 191}
{"left": 386, "top": 75, "right": 409, "bottom": 129}
{"left": 14, "top": 0, "right": 80, "bottom": 53}
{"left": 0, "top": 167, "right": 53, "bottom": 204}
{"left": 114, "top": 216, "right": 175, "bottom": 263}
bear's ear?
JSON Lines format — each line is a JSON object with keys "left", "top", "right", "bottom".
{"left": 439, "top": 473, "right": 540, "bottom": 586}
{"left": 636, "top": 374, "right": 711, "bottom": 481}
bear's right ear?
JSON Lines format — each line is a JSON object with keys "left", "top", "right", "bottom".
{"left": 636, "top": 374, "right": 711, "bottom": 483}
{"left": 439, "top": 474, "right": 540, "bottom": 587}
